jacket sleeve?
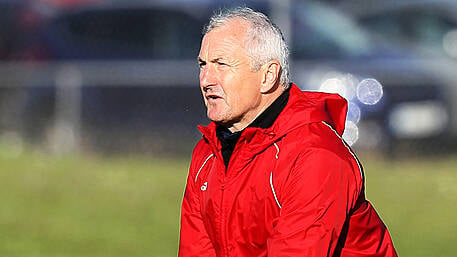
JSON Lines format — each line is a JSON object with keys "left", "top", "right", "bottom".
{"left": 178, "top": 158, "right": 217, "bottom": 257}
{"left": 267, "top": 147, "right": 362, "bottom": 257}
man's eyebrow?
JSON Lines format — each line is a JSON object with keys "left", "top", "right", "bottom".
{"left": 197, "top": 57, "right": 227, "bottom": 64}
{"left": 197, "top": 57, "right": 205, "bottom": 63}
{"left": 211, "top": 57, "right": 227, "bottom": 63}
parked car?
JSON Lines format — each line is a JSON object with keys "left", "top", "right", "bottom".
{"left": 337, "top": 0, "right": 457, "bottom": 149}
{"left": 290, "top": 0, "right": 452, "bottom": 152}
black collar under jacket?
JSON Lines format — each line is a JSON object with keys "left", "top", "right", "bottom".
{"left": 216, "top": 87, "right": 290, "bottom": 168}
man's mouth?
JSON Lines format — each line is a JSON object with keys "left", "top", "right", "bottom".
{"left": 206, "top": 94, "right": 222, "bottom": 100}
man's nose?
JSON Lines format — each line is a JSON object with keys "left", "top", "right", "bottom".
{"left": 200, "top": 65, "right": 217, "bottom": 90}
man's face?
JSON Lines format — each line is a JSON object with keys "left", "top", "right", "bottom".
{"left": 198, "top": 19, "right": 263, "bottom": 130}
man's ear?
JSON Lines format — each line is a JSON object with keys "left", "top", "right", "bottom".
{"left": 260, "top": 60, "right": 281, "bottom": 93}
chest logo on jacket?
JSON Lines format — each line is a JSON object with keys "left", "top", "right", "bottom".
{"left": 200, "top": 182, "right": 208, "bottom": 191}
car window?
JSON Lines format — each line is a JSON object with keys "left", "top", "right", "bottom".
{"left": 291, "top": 1, "right": 371, "bottom": 59}
{"left": 49, "top": 8, "right": 204, "bottom": 59}
{"left": 361, "top": 8, "right": 456, "bottom": 48}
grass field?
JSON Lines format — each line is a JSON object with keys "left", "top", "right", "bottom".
{"left": 0, "top": 149, "right": 456, "bottom": 257}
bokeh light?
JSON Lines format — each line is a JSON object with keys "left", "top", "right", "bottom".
{"left": 342, "top": 120, "right": 359, "bottom": 146}
{"left": 340, "top": 73, "right": 358, "bottom": 100}
{"left": 319, "top": 78, "right": 346, "bottom": 98}
{"left": 443, "top": 29, "right": 457, "bottom": 58}
{"left": 318, "top": 73, "right": 359, "bottom": 101}
{"left": 347, "top": 102, "right": 361, "bottom": 124}
{"left": 357, "top": 78, "right": 383, "bottom": 105}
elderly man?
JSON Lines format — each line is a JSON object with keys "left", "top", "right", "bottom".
{"left": 179, "top": 7, "right": 397, "bottom": 257}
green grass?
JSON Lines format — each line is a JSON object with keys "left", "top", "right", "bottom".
{"left": 361, "top": 154, "right": 457, "bottom": 257}
{"left": 0, "top": 151, "right": 189, "bottom": 257}
{"left": 0, "top": 150, "right": 456, "bottom": 256}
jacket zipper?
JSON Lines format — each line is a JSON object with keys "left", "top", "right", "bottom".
{"left": 220, "top": 175, "right": 228, "bottom": 257}
{"left": 220, "top": 140, "right": 242, "bottom": 256}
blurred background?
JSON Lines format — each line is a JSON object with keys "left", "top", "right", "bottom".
{"left": 0, "top": 0, "right": 456, "bottom": 256}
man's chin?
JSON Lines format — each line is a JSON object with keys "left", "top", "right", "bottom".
{"left": 208, "top": 116, "right": 240, "bottom": 131}
{"left": 208, "top": 117, "right": 228, "bottom": 125}
{"left": 207, "top": 113, "right": 228, "bottom": 125}
{"left": 207, "top": 110, "right": 223, "bottom": 122}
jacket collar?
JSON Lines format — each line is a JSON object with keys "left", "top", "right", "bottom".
{"left": 198, "top": 83, "right": 348, "bottom": 158}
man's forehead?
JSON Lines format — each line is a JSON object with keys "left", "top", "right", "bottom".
{"left": 209, "top": 18, "right": 249, "bottom": 37}
{"left": 199, "top": 19, "right": 248, "bottom": 57}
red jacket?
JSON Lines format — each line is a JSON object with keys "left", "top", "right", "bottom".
{"left": 179, "top": 84, "right": 397, "bottom": 257}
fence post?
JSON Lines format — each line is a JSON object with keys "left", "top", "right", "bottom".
{"left": 49, "top": 64, "right": 82, "bottom": 154}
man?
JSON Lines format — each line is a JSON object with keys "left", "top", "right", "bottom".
{"left": 179, "top": 7, "right": 397, "bottom": 257}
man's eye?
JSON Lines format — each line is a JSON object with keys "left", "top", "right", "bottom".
{"left": 217, "top": 61, "right": 228, "bottom": 66}
{"left": 199, "top": 62, "right": 206, "bottom": 68}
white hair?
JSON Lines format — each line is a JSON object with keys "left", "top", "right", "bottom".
{"left": 204, "top": 7, "right": 290, "bottom": 88}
